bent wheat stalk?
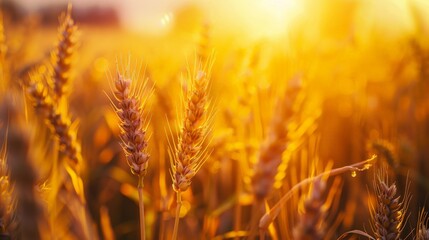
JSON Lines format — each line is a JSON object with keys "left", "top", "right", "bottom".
{"left": 259, "top": 155, "right": 376, "bottom": 235}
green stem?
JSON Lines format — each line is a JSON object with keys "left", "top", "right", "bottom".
{"left": 172, "top": 191, "right": 182, "bottom": 240}
{"left": 138, "top": 177, "right": 145, "bottom": 240}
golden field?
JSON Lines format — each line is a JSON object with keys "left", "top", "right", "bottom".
{"left": 1, "top": 1, "right": 429, "bottom": 239}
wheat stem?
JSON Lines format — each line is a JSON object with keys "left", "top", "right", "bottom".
{"left": 172, "top": 191, "right": 182, "bottom": 240}
{"left": 138, "top": 176, "right": 145, "bottom": 240}
{"left": 111, "top": 70, "right": 150, "bottom": 240}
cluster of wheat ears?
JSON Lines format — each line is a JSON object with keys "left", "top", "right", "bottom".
{"left": 1, "top": 4, "right": 429, "bottom": 240}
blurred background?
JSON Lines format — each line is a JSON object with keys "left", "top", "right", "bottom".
{"left": 2, "top": 0, "right": 429, "bottom": 239}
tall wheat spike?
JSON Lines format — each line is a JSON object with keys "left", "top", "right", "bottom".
{"left": 112, "top": 70, "right": 150, "bottom": 180}
{"left": 26, "top": 69, "right": 93, "bottom": 239}
{"left": 111, "top": 68, "right": 150, "bottom": 240}
{"left": 51, "top": 4, "right": 77, "bottom": 100}
{"left": 170, "top": 58, "right": 213, "bottom": 240}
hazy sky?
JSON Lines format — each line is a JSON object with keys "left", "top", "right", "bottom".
{"left": 13, "top": 0, "right": 301, "bottom": 38}
{"left": 14, "top": 0, "right": 190, "bottom": 32}
{"left": 12, "top": 0, "right": 429, "bottom": 39}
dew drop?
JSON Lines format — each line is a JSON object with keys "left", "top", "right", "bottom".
{"left": 364, "top": 163, "right": 372, "bottom": 170}
{"left": 351, "top": 171, "right": 357, "bottom": 178}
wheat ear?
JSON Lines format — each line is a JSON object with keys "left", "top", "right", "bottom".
{"left": 370, "top": 139, "right": 398, "bottom": 169}
{"left": 51, "top": 4, "right": 77, "bottom": 100}
{"left": 370, "top": 169, "right": 410, "bottom": 240}
{"left": 251, "top": 78, "right": 302, "bottom": 201}
{"left": 170, "top": 59, "right": 213, "bottom": 240}
{"left": 26, "top": 72, "right": 82, "bottom": 172}
{"left": 292, "top": 179, "right": 327, "bottom": 240}
{"left": 417, "top": 209, "right": 429, "bottom": 240}
{"left": 111, "top": 70, "right": 150, "bottom": 240}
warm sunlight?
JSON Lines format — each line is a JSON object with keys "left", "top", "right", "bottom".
{"left": 202, "top": 0, "right": 302, "bottom": 39}
{"left": 2, "top": 0, "right": 429, "bottom": 239}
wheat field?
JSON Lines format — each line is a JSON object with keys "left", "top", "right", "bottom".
{"left": 1, "top": 1, "right": 429, "bottom": 239}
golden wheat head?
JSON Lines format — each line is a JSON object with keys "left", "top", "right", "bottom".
{"left": 370, "top": 169, "right": 410, "bottom": 240}
{"left": 170, "top": 59, "right": 213, "bottom": 193}
{"left": 26, "top": 70, "right": 81, "bottom": 171}
{"left": 252, "top": 78, "right": 302, "bottom": 200}
{"left": 51, "top": 4, "right": 78, "bottom": 99}
{"left": 112, "top": 70, "right": 150, "bottom": 180}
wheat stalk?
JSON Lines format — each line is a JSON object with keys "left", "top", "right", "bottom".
{"left": 370, "top": 169, "right": 410, "bottom": 240}
{"left": 251, "top": 78, "right": 302, "bottom": 201}
{"left": 292, "top": 178, "right": 327, "bottom": 240}
{"left": 111, "top": 69, "right": 150, "bottom": 240}
{"left": 51, "top": 4, "right": 77, "bottom": 100}
{"left": 26, "top": 71, "right": 81, "bottom": 172}
{"left": 170, "top": 59, "right": 213, "bottom": 240}
{"left": 259, "top": 155, "right": 376, "bottom": 233}
{"left": 247, "top": 78, "right": 303, "bottom": 238}
{"left": 0, "top": 95, "right": 49, "bottom": 240}
{"left": 112, "top": 71, "right": 150, "bottom": 179}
